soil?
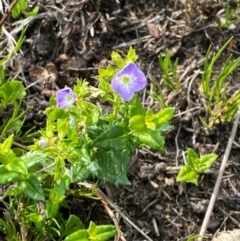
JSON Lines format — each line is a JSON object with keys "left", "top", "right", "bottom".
{"left": 2, "top": 0, "right": 240, "bottom": 240}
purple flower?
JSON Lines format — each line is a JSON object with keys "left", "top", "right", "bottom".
{"left": 38, "top": 139, "right": 48, "bottom": 148}
{"left": 56, "top": 88, "right": 75, "bottom": 108}
{"left": 111, "top": 63, "right": 147, "bottom": 101}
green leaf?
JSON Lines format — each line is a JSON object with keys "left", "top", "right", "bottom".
{"left": 53, "top": 176, "right": 70, "bottom": 196}
{"left": 0, "top": 165, "right": 19, "bottom": 184}
{"left": 54, "top": 155, "right": 65, "bottom": 181}
{"left": 185, "top": 234, "right": 208, "bottom": 241}
{"left": 147, "top": 107, "right": 175, "bottom": 128}
{"left": 21, "top": 151, "right": 48, "bottom": 169}
{"left": 64, "top": 229, "right": 88, "bottom": 241}
{"left": 136, "top": 129, "right": 166, "bottom": 153}
{"left": 0, "top": 134, "right": 13, "bottom": 150}
{"left": 92, "top": 124, "right": 128, "bottom": 150}
{"left": 70, "top": 161, "right": 99, "bottom": 183}
{"left": 129, "top": 115, "right": 146, "bottom": 132}
{"left": 128, "top": 95, "right": 146, "bottom": 117}
{"left": 195, "top": 153, "right": 218, "bottom": 173}
{"left": 46, "top": 107, "right": 69, "bottom": 120}
{"left": 157, "top": 123, "right": 173, "bottom": 135}
{"left": 98, "top": 65, "right": 115, "bottom": 84}
{"left": 177, "top": 164, "right": 199, "bottom": 185}
{"left": 90, "top": 222, "right": 117, "bottom": 241}
{"left": 126, "top": 46, "right": 138, "bottom": 63}
{"left": 46, "top": 119, "right": 54, "bottom": 138}
{"left": 11, "top": 0, "right": 28, "bottom": 18}
{"left": 0, "top": 66, "right": 5, "bottom": 85}
{"left": 28, "top": 213, "right": 43, "bottom": 224}
{"left": 88, "top": 221, "right": 97, "bottom": 236}
{"left": 28, "top": 213, "right": 44, "bottom": 231}
{"left": 24, "top": 6, "right": 39, "bottom": 17}
{"left": 111, "top": 51, "right": 125, "bottom": 68}
{"left": 69, "top": 147, "right": 99, "bottom": 183}
{"left": 5, "top": 157, "right": 28, "bottom": 175}
{"left": 96, "top": 148, "right": 133, "bottom": 185}
{"left": 20, "top": 174, "right": 45, "bottom": 201}
{"left": 63, "top": 215, "right": 84, "bottom": 237}
{"left": 57, "top": 119, "right": 69, "bottom": 139}
{"left": 0, "top": 81, "right": 26, "bottom": 106}
{"left": 0, "top": 150, "right": 16, "bottom": 165}
{"left": 46, "top": 201, "right": 59, "bottom": 219}
{"left": 186, "top": 148, "right": 199, "bottom": 166}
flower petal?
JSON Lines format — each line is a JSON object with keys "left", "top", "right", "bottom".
{"left": 56, "top": 88, "right": 75, "bottom": 108}
{"left": 111, "top": 63, "right": 147, "bottom": 101}
{"left": 117, "top": 86, "right": 135, "bottom": 101}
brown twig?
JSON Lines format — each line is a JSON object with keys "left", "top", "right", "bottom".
{"left": 78, "top": 182, "right": 153, "bottom": 241}
{"left": 0, "top": 0, "right": 20, "bottom": 29}
{"left": 198, "top": 109, "right": 240, "bottom": 240}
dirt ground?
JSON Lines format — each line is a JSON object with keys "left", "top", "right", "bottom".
{"left": 3, "top": 0, "right": 240, "bottom": 240}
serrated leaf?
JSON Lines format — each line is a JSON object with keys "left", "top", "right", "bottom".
{"left": 92, "top": 225, "right": 117, "bottom": 241}
{"left": 0, "top": 165, "right": 19, "bottom": 184}
{"left": 89, "top": 221, "right": 117, "bottom": 241}
{"left": 98, "top": 65, "right": 115, "bottom": 83}
{"left": 20, "top": 174, "right": 45, "bottom": 201}
{"left": 5, "top": 157, "right": 28, "bottom": 175}
{"left": 92, "top": 124, "right": 128, "bottom": 150}
{"left": 137, "top": 129, "right": 166, "bottom": 153}
{"left": 151, "top": 107, "right": 175, "bottom": 127}
{"left": 126, "top": 46, "right": 138, "bottom": 63}
{"left": 195, "top": 153, "right": 218, "bottom": 173}
{"left": 21, "top": 151, "right": 48, "bottom": 168}
{"left": 64, "top": 229, "right": 88, "bottom": 241}
{"left": 177, "top": 164, "right": 199, "bottom": 185}
{"left": 70, "top": 160, "right": 99, "bottom": 183}
{"left": 96, "top": 148, "right": 133, "bottom": 185}
{"left": 0, "top": 151, "right": 16, "bottom": 165}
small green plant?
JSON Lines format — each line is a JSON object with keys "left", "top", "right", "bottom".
{"left": 201, "top": 37, "right": 240, "bottom": 127}
{"left": 64, "top": 221, "right": 117, "bottom": 241}
{"left": 11, "top": 0, "right": 39, "bottom": 19}
{"left": 0, "top": 47, "right": 174, "bottom": 240}
{"left": 217, "top": 1, "right": 240, "bottom": 29}
{"left": 159, "top": 50, "right": 180, "bottom": 90}
{"left": 177, "top": 148, "right": 218, "bottom": 185}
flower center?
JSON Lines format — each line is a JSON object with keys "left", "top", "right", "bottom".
{"left": 66, "top": 95, "right": 73, "bottom": 101}
{"left": 122, "top": 75, "right": 131, "bottom": 84}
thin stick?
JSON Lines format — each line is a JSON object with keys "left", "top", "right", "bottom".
{"left": 79, "top": 182, "right": 153, "bottom": 241}
{"left": 0, "top": 0, "right": 19, "bottom": 28}
{"left": 198, "top": 109, "right": 240, "bottom": 240}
